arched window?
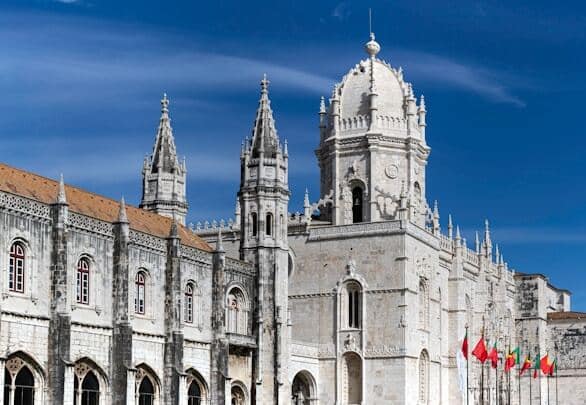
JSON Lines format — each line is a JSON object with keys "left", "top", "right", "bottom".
{"left": 231, "top": 383, "right": 247, "bottom": 405}
{"left": 135, "top": 271, "right": 147, "bottom": 315}
{"left": 185, "top": 282, "right": 195, "bottom": 324}
{"left": 352, "top": 187, "right": 363, "bottom": 223}
{"left": 74, "top": 370, "right": 100, "bottom": 405}
{"left": 291, "top": 371, "right": 316, "bottom": 405}
{"left": 226, "top": 287, "right": 249, "bottom": 335}
{"left": 187, "top": 381, "right": 202, "bottom": 405}
{"left": 419, "top": 279, "right": 429, "bottom": 330}
{"left": 346, "top": 282, "right": 362, "bottom": 329}
{"left": 138, "top": 375, "right": 155, "bottom": 405}
{"left": 419, "top": 350, "right": 430, "bottom": 403}
{"left": 4, "top": 357, "right": 36, "bottom": 405}
{"left": 251, "top": 213, "right": 258, "bottom": 237}
{"left": 265, "top": 213, "right": 273, "bottom": 236}
{"left": 8, "top": 242, "right": 25, "bottom": 293}
{"left": 186, "top": 370, "right": 207, "bottom": 405}
{"left": 76, "top": 258, "right": 90, "bottom": 304}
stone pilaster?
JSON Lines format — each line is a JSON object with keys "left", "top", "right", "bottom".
{"left": 163, "top": 221, "right": 184, "bottom": 404}
{"left": 112, "top": 199, "right": 132, "bottom": 405}
{"left": 48, "top": 183, "right": 71, "bottom": 404}
{"left": 210, "top": 234, "right": 228, "bottom": 405}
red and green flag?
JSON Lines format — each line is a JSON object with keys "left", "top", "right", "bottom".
{"left": 549, "top": 358, "right": 557, "bottom": 376}
{"left": 487, "top": 342, "right": 499, "bottom": 369}
{"left": 472, "top": 336, "right": 488, "bottom": 363}
{"left": 462, "top": 330, "right": 468, "bottom": 360}
{"left": 533, "top": 353, "right": 540, "bottom": 378}
{"left": 520, "top": 355, "right": 532, "bottom": 376}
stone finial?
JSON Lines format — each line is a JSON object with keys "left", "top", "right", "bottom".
{"left": 364, "top": 32, "right": 381, "bottom": 57}
{"left": 161, "top": 92, "right": 169, "bottom": 114}
{"left": 215, "top": 228, "right": 225, "bottom": 253}
{"left": 455, "top": 225, "right": 462, "bottom": 244}
{"left": 475, "top": 231, "right": 480, "bottom": 253}
{"left": 319, "top": 96, "right": 326, "bottom": 114}
{"left": 495, "top": 244, "right": 500, "bottom": 264}
{"left": 234, "top": 198, "right": 241, "bottom": 225}
{"left": 56, "top": 173, "right": 67, "bottom": 204}
{"left": 284, "top": 139, "right": 289, "bottom": 156}
{"left": 433, "top": 200, "right": 439, "bottom": 219}
{"left": 447, "top": 214, "right": 453, "bottom": 239}
{"left": 118, "top": 197, "right": 129, "bottom": 223}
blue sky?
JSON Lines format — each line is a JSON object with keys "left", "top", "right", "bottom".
{"left": 1, "top": 1, "right": 585, "bottom": 309}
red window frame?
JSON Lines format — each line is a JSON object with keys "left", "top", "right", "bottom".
{"left": 135, "top": 272, "right": 146, "bottom": 315}
{"left": 76, "top": 258, "right": 90, "bottom": 304}
{"left": 8, "top": 242, "right": 25, "bottom": 293}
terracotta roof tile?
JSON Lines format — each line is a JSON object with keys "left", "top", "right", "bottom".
{"left": 0, "top": 163, "right": 212, "bottom": 252}
{"left": 547, "top": 311, "right": 586, "bottom": 321}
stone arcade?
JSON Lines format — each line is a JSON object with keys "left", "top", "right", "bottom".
{"left": 0, "top": 33, "right": 584, "bottom": 405}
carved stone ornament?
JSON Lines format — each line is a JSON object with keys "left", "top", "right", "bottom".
{"left": 385, "top": 164, "right": 399, "bottom": 179}
{"left": 344, "top": 333, "right": 357, "bottom": 352}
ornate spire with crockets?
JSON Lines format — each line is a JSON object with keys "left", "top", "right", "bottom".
{"left": 140, "top": 94, "right": 188, "bottom": 224}
{"left": 250, "top": 74, "right": 280, "bottom": 158}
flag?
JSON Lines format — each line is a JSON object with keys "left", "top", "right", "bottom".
{"left": 520, "top": 355, "right": 532, "bottom": 376}
{"left": 457, "top": 348, "right": 468, "bottom": 400}
{"left": 504, "top": 351, "right": 516, "bottom": 372}
{"left": 541, "top": 354, "right": 551, "bottom": 375}
{"left": 462, "top": 330, "right": 469, "bottom": 360}
{"left": 533, "top": 353, "right": 540, "bottom": 379}
{"left": 549, "top": 358, "right": 557, "bottom": 376}
{"left": 472, "top": 336, "right": 488, "bottom": 363}
{"left": 487, "top": 342, "right": 499, "bottom": 368}
{"left": 511, "top": 347, "right": 520, "bottom": 365}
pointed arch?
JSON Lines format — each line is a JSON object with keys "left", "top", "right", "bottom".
{"left": 8, "top": 240, "right": 26, "bottom": 293}
{"left": 342, "top": 352, "right": 362, "bottom": 404}
{"left": 230, "top": 380, "right": 248, "bottom": 405}
{"left": 185, "top": 368, "right": 208, "bottom": 405}
{"left": 4, "top": 351, "right": 46, "bottom": 405}
{"left": 135, "top": 363, "right": 160, "bottom": 405}
{"left": 418, "top": 278, "right": 429, "bottom": 330}
{"left": 72, "top": 357, "right": 109, "bottom": 405}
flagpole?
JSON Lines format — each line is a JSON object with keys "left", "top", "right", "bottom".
{"left": 537, "top": 347, "right": 542, "bottom": 405}
{"left": 517, "top": 351, "right": 521, "bottom": 405}
{"left": 529, "top": 351, "right": 532, "bottom": 405}
{"left": 466, "top": 324, "right": 469, "bottom": 405}
{"left": 555, "top": 363, "right": 558, "bottom": 405}
{"left": 547, "top": 370, "right": 550, "bottom": 405}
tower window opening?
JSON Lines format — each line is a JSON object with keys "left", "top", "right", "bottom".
{"left": 266, "top": 213, "right": 273, "bottom": 236}
{"left": 251, "top": 213, "right": 258, "bottom": 236}
{"left": 352, "top": 187, "right": 363, "bottom": 223}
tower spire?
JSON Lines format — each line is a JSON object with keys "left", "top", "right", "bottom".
{"left": 250, "top": 74, "right": 280, "bottom": 158}
{"left": 140, "top": 94, "right": 188, "bottom": 224}
{"left": 56, "top": 173, "right": 67, "bottom": 204}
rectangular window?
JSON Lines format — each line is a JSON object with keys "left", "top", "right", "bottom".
{"left": 76, "top": 271, "right": 89, "bottom": 304}
{"left": 185, "top": 295, "right": 193, "bottom": 323}
{"left": 9, "top": 256, "right": 24, "bottom": 293}
{"left": 136, "top": 285, "right": 145, "bottom": 314}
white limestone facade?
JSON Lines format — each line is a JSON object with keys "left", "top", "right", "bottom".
{"left": 0, "top": 32, "right": 584, "bottom": 405}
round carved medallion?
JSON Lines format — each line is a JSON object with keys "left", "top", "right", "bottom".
{"left": 385, "top": 164, "right": 399, "bottom": 179}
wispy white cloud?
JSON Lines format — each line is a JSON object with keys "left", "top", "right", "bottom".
{"left": 394, "top": 50, "right": 526, "bottom": 107}
{"left": 332, "top": 1, "right": 352, "bottom": 21}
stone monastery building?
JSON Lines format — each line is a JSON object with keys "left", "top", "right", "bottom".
{"left": 0, "top": 33, "right": 584, "bottom": 405}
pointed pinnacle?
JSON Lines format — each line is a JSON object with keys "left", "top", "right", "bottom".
{"left": 455, "top": 225, "right": 461, "bottom": 241}
{"left": 56, "top": 173, "right": 67, "bottom": 204}
{"left": 216, "top": 228, "right": 225, "bottom": 252}
{"left": 304, "top": 188, "right": 310, "bottom": 207}
{"left": 433, "top": 200, "right": 439, "bottom": 218}
{"left": 118, "top": 197, "right": 129, "bottom": 223}
{"left": 319, "top": 96, "right": 326, "bottom": 114}
{"left": 419, "top": 95, "right": 426, "bottom": 111}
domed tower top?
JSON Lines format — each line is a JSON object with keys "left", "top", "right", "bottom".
{"left": 315, "top": 34, "right": 430, "bottom": 227}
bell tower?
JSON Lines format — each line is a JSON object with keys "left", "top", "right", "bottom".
{"left": 140, "top": 94, "right": 188, "bottom": 224}
{"left": 238, "top": 75, "right": 290, "bottom": 404}
{"left": 315, "top": 33, "right": 430, "bottom": 226}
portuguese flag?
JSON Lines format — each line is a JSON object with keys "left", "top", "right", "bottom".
{"left": 487, "top": 342, "right": 499, "bottom": 369}
{"left": 511, "top": 347, "right": 520, "bottom": 365}
{"left": 533, "top": 353, "right": 540, "bottom": 378}
{"left": 462, "top": 330, "right": 468, "bottom": 360}
{"left": 520, "top": 355, "right": 532, "bottom": 376}
{"left": 549, "top": 358, "right": 557, "bottom": 376}
{"left": 472, "top": 335, "right": 488, "bottom": 363}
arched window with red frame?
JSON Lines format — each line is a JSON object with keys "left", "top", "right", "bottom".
{"left": 8, "top": 242, "right": 25, "bottom": 293}
{"left": 135, "top": 271, "right": 146, "bottom": 315}
{"left": 76, "top": 258, "right": 90, "bottom": 304}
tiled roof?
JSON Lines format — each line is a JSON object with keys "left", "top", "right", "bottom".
{"left": 0, "top": 163, "right": 212, "bottom": 252}
{"left": 547, "top": 311, "right": 586, "bottom": 321}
